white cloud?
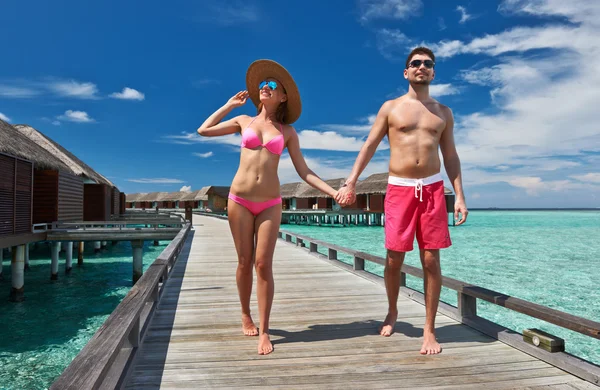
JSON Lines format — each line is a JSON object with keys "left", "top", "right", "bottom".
{"left": 375, "top": 29, "right": 412, "bottom": 61}
{"left": 194, "top": 3, "right": 258, "bottom": 25}
{"left": 317, "top": 115, "right": 376, "bottom": 134}
{"left": 180, "top": 185, "right": 192, "bottom": 192}
{"left": 0, "top": 112, "right": 10, "bottom": 122}
{"left": 164, "top": 132, "right": 241, "bottom": 146}
{"left": 427, "top": 24, "right": 587, "bottom": 59}
{"left": 358, "top": 0, "right": 422, "bottom": 22}
{"left": 456, "top": 6, "right": 472, "bottom": 23}
{"left": 278, "top": 155, "right": 390, "bottom": 184}
{"left": 164, "top": 125, "right": 388, "bottom": 152}
{"left": 127, "top": 178, "right": 185, "bottom": 184}
{"left": 0, "top": 85, "right": 40, "bottom": 98}
{"left": 57, "top": 110, "right": 95, "bottom": 123}
{"left": 192, "top": 79, "right": 220, "bottom": 88}
{"left": 49, "top": 80, "right": 99, "bottom": 99}
{"left": 498, "top": 0, "right": 600, "bottom": 26}
{"left": 438, "top": 17, "right": 447, "bottom": 31}
{"left": 571, "top": 173, "right": 600, "bottom": 183}
{"left": 193, "top": 151, "right": 214, "bottom": 158}
{"left": 110, "top": 87, "right": 145, "bottom": 101}
{"left": 429, "top": 83, "right": 460, "bottom": 97}
{"left": 52, "top": 120, "right": 61, "bottom": 126}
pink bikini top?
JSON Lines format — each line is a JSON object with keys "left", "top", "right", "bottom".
{"left": 240, "top": 117, "right": 285, "bottom": 156}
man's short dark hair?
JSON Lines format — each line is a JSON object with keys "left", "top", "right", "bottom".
{"left": 406, "top": 47, "right": 435, "bottom": 69}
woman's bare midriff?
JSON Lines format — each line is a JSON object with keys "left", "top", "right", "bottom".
{"left": 230, "top": 148, "right": 281, "bottom": 201}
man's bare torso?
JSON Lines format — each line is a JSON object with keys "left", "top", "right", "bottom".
{"left": 386, "top": 95, "right": 450, "bottom": 179}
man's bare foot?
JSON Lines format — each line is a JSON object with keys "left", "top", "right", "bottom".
{"left": 241, "top": 314, "right": 258, "bottom": 336}
{"left": 379, "top": 311, "right": 398, "bottom": 337}
{"left": 258, "top": 333, "right": 273, "bottom": 355}
{"left": 420, "top": 330, "right": 442, "bottom": 355}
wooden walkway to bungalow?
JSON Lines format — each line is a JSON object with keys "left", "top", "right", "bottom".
{"left": 120, "top": 215, "right": 597, "bottom": 389}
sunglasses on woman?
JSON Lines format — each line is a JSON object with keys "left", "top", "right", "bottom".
{"left": 259, "top": 80, "right": 278, "bottom": 90}
{"left": 408, "top": 59, "right": 435, "bottom": 69}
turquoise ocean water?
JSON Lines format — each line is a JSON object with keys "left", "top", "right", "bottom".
{"left": 281, "top": 210, "right": 600, "bottom": 366}
{"left": 0, "top": 241, "right": 168, "bottom": 390}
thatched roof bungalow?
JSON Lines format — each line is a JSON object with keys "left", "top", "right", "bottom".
{"left": 1, "top": 120, "right": 85, "bottom": 236}
{"left": 15, "top": 125, "right": 120, "bottom": 221}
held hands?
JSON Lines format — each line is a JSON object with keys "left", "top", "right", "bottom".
{"left": 227, "top": 90, "right": 249, "bottom": 108}
{"left": 454, "top": 199, "right": 468, "bottom": 226}
{"left": 335, "top": 184, "right": 356, "bottom": 207}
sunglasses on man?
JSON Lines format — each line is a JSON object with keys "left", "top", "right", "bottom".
{"left": 408, "top": 59, "right": 435, "bottom": 69}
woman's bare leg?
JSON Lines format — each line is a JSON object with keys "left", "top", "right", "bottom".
{"left": 227, "top": 199, "right": 258, "bottom": 336}
{"left": 253, "top": 205, "right": 281, "bottom": 355}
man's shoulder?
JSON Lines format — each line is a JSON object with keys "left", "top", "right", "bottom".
{"left": 380, "top": 96, "right": 407, "bottom": 112}
{"left": 427, "top": 99, "right": 453, "bottom": 118}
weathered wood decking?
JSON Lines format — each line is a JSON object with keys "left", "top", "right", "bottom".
{"left": 125, "top": 215, "right": 597, "bottom": 389}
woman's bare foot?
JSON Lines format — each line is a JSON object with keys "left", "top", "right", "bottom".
{"left": 242, "top": 314, "right": 258, "bottom": 336}
{"left": 420, "top": 330, "right": 442, "bottom": 354}
{"left": 258, "top": 333, "right": 273, "bottom": 355}
{"left": 379, "top": 311, "right": 398, "bottom": 337}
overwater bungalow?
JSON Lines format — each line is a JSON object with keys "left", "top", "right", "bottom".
{"left": 15, "top": 125, "right": 122, "bottom": 221}
{"left": 293, "top": 178, "right": 346, "bottom": 210}
{"left": 159, "top": 191, "right": 187, "bottom": 209}
{"left": 0, "top": 120, "right": 73, "bottom": 243}
{"left": 179, "top": 190, "right": 201, "bottom": 210}
{"left": 280, "top": 182, "right": 308, "bottom": 210}
{"left": 192, "top": 186, "right": 230, "bottom": 211}
{"left": 125, "top": 193, "right": 147, "bottom": 209}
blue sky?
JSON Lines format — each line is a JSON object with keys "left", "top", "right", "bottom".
{"left": 1, "top": 0, "right": 599, "bottom": 208}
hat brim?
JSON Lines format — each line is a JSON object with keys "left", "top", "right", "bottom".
{"left": 246, "top": 59, "right": 302, "bottom": 125}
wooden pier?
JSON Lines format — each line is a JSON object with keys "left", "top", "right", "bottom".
{"left": 50, "top": 214, "right": 600, "bottom": 389}
{"left": 1, "top": 213, "right": 187, "bottom": 301}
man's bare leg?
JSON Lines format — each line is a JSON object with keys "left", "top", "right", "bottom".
{"left": 380, "top": 250, "right": 406, "bottom": 336}
{"left": 420, "top": 249, "right": 442, "bottom": 354}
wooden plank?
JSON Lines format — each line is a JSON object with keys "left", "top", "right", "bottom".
{"left": 50, "top": 223, "right": 191, "bottom": 389}
{"left": 122, "top": 215, "right": 596, "bottom": 390}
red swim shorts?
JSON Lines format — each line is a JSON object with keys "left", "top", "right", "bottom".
{"left": 384, "top": 176, "right": 451, "bottom": 252}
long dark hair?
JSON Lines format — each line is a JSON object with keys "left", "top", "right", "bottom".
{"left": 257, "top": 101, "right": 287, "bottom": 124}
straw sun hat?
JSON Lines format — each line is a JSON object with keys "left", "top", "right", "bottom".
{"left": 245, "top": 59, "right": 302, "bottom": 124}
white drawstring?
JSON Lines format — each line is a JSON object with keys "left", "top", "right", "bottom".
{"left": 414, "top": 179, "right": 424, "bottom": 202}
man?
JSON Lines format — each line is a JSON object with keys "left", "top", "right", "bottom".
{"left": 336, "top": 47, "right": 468, "bottom": 355}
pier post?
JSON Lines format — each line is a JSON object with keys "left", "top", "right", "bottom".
{"left": 24, "top": 243, "right": 30, "bottom": 270}
{"left": 65, "top": 241, "right": 73, "bottom": 274}
{"left": 10, "top": 245, "right": 25, "bottom": 302}
{"left": 132, "top": 240, "right": 144, "bottom": 284}
{"left": 94, "top": 241, "right": 101, "bottom": 253}
{"left": 78, "top": 242, "right": 84, "bottom": 266}
{"left": 0, "top": 248, "right": 3, "bottom": 279}
{"left": 458, "top": 292, "right": 477, "bottom": 318}
{"left": 51, "top": 242, "right": 60, "bottom": 280}
{"left": 153, "top": 240, "right": 159, "bottom": 246}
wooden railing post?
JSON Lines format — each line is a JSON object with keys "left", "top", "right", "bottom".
{"left": 400, "top": 272, "right": 406, "bottom": 287}
{"left": 285, "top": 234, "right": 292, "bottom": 242}
{"left": 309, "top": 242, "right": 317, "bottom": 253}
{"left": 128, "top": 316, "right": 141, "bottom": 348}
{"left": 353, "top": 256, "right": 364, "bottom": 271}
{"left": 328, "top": 248, "right": 337, "bottom": 260}
{"left": 297, "top": 238, "right": 304, "bottom": 247}
{"left": 458, "top": 292, "right": 477, "bottom": 318}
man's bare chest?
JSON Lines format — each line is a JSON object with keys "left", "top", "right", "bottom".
{"left": 389, "top": 104, "right": 446, "bottom": 137}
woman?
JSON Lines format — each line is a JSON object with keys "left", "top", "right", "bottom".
{"left": 197, "top": 59, "right": 338, "bottom": 355}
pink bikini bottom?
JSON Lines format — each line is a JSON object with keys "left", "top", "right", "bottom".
{"left": 228, "top": 194, "right": 282, "bottom": 216}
